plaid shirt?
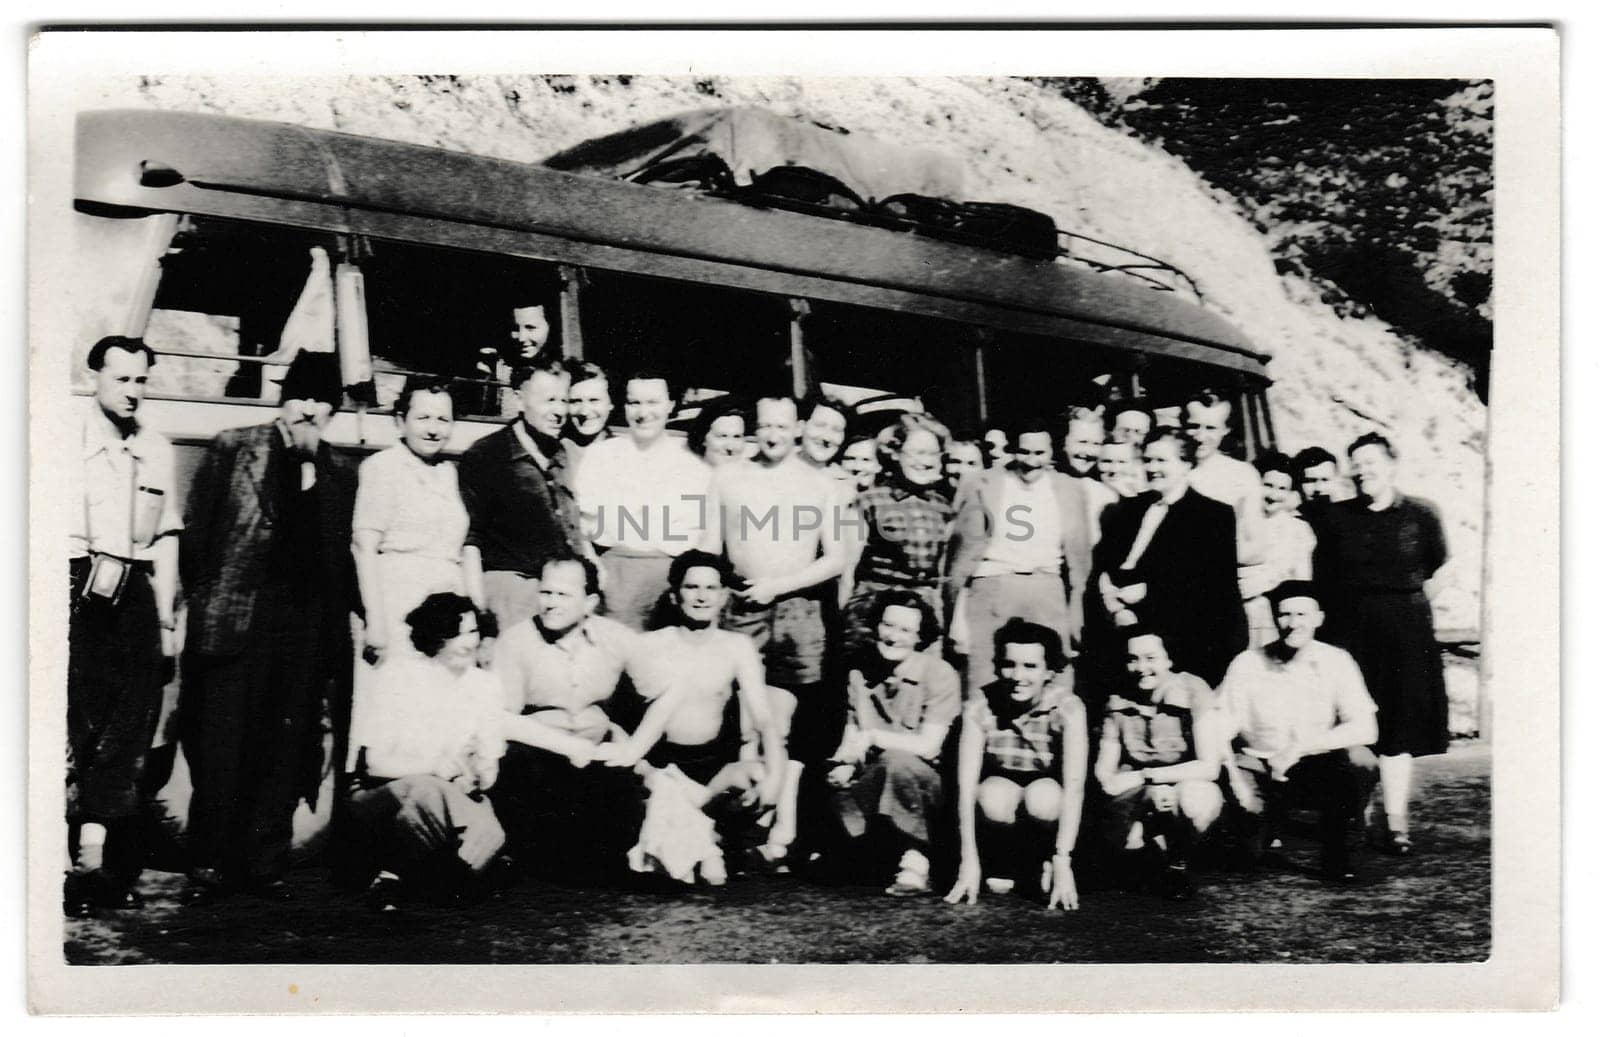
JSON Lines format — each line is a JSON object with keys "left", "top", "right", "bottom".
{"left": 974, "top": 677, "right": 1075, "bottom": 774}
{"left": 853, "top": 476, "right": 957, "bottom": 586}
{"left": 1102, "top": 671, "right": 1217, "bottom": 769}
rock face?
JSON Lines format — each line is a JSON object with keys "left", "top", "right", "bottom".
{"left": 82, "top": 73, "right": 1484, "bottom": 634}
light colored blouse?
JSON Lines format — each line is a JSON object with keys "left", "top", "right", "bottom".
{"left": 353, "top": 443, "right": 469, "bottom": 561}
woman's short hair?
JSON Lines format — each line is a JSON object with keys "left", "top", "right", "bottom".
{"left": 868, "top": 589, "right": 941, "bottom": 652}
{"left": 1252, "top": 449, "right": 1295, "bottom": 479}
{"left": 880, "top": 411, "right": 952, "bottom": 455}
{"left": 667, "top": 548, "right": 733, "bottom": 590}
{"left": 1141, "top": 426, "right": 1199, "bottom": 466}
{"left": 686, "top": 395, "right": 749, "bottom": 457}
{"left": 1347, "top": 431, "right": 1397, "bottom": 460}
{"left": 405, "top": 592, "right": 484, "bottom": 657}
{"left": 992, "top": 617, "right": 1068, "bottom": 672}
{"left": 394, "top": 374, "right": 456, "bottom": 419}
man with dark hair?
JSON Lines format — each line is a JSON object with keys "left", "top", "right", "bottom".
{"left": 797, "top": 392, "right": 852, "bottom": 473}
{"left": 947, "top": 414, "right": 1093, "bottom": 689}
{"left": 1292, "top": 446, "right": 1345, "bottom": 506}
{"left": 66, "top": 336, "right": 182, "bottom": 917}
{"left": 488, "top": 554, "right": 648, "bottom": 884}
{"left": 609, "top": 549, "right": 788, "bottom": 883}
{"left": 1217, "top": 581, "right": 1378, "bottom": 882}
{"left": 574, "top": 368, "right": 711, "bottom": 630}
{"left": 459, "top": 356, "right": 589, "bottom": 632}
{"left": 180, "top": 351, "right": 358, "bottom": 903}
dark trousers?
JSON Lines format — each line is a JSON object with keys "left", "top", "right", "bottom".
{"left": 68, "top": 560, "right": 165, "bottom": 892}
{"left": 488, "top": 742, "right": 645, "bottom": 883}
{"left": 180, "top": 594, "right": 323, "bottom": 886}
{"left": 1230, "top": 747, "right": 1379, "bottom": 867}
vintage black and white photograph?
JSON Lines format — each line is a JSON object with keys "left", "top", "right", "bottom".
{"left": 25, "top": 25, "right": 1559, "bottom": 1014}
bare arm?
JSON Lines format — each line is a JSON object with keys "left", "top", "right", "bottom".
{"left": 461, "top": 546, "right": 487, "bottom": 612}
{"left": 944, "top": 706, "right": 987, "bottom": 905}
{"left": 352, "top": 529, "right": 388, "bottom": 652}
{"left": 1093, "top": 717, "right": 1127, "bottom": 792}
{"left": 500, "top": 712, "right": 598, "bottom": 764}
{"left": 868, "top": 722, "right": 950, "bottom": 762}
{"left": 1055, "top": 698, "right": 1089, "bottom": 858}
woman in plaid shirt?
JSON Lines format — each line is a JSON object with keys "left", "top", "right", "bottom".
{"left": 839, "top": 413, "right": 960, "bottom": 661}
{"left": 945, "top": 619, "right": 1089, "bottom": 910}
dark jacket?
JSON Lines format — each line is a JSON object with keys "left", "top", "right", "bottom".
{"left": 1091, "top": 487, "right": 1246, "bottom": 687}
{"left": 181, "top": 421, "right": 358, "bottom": 660}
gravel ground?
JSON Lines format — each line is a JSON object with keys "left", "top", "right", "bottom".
{"left": 64, "top": 743, "right": 1489, "bottom": 966}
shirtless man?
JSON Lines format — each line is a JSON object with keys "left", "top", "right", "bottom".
{"left": 488, "top": 554, "right": 645, "bottom": 884}
{"left": 610, "top": 551, "right": 787, "bottom": 874}
{"left": 703, "top": 394, "right": 851, "bottom": 857}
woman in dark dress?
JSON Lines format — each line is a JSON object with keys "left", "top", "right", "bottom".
{"left": 1092, "top": 428, "right": 1247, "bottom": 692}
{"left": 1310, "top": 432, "right": 1449, "bottom": 856}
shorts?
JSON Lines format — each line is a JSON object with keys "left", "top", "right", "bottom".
{"left": 722, "top": 592, "right": 826, "bottom": 687}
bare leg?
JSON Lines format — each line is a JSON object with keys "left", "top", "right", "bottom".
{"left": 1377, "top": 753, "right": 1415, "bottom": 838}
{"left": 764, "top": 687, "right": 800, "bottom": 854}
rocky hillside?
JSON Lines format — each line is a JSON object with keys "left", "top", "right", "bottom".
{"left": 80, "top": 73, "right": 1485, "bottom": 636}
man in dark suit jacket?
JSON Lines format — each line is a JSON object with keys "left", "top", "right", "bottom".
{"left": 1090, "top": 428, "right": 1246, "bottom": 693}
{"left": 179, "top": 352, "right": 357, "bottom": 902}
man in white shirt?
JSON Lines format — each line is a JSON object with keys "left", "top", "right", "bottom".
{"left": 574, "top": 369, "right": 712, "bottom": 630}
{"left": 67, "top": 336, "right": 183, "bottom": 917}
{"left": 1183, "top": 390, "right": 1265, "bottom": 559}
{"left": 948, "top": 416, "right": 1093, "bottom": 691}
{"left": 1217, "top": 581, "right": 1379, "bottom": 882}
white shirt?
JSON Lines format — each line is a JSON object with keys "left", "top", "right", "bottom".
{"left": 974, "top": 471, "right": 1064, "bottom": 577}
{"left": 1217, "top": 640, "right": 1377, "bottom": 755}
{"left": 1189, "top": 452, "right": 1264, "bottom": 562}
{"left": 574, "top": 435, "right": 712, "bottom": 555}
{"left": 354, "top": 657, "right": 506, "bottom": 788}
{"left": 72, "top": 404, "right": 182, "bottom": 560}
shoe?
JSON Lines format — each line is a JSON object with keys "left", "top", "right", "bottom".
{"left": 1159, "top": 867, "right": 1195, "bottom": 902}
{"left": 984, "top": 877, "right": 1016, "bottom": 895}
{"left": 1319, "top": 859, "right": 1360, "bottom": 884}
{"left": 364, "top": 872, "right": 403, "bottom": 913}
{"left": 699, "top": 854, "right": 728, "bottom": 887}
{"left": 63, "top": 889, "right": 98, "bottom": 919}
{"left": 251, "top": 878, "right": 294, "bottom": 902}
{"left": 99, "top": 886, "right": 145, "bottom": 910}
{"left": 1385, "top": 832, "right": 1414, "bottom": 857}
{"left": 885, "top": 849, "right": 930, "bottom": 897}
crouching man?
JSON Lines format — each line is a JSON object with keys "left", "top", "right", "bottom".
{"left": 1216, "top": 580, "right": 1379, "bottom": 883}
{"left": 608, "top": 550, "right": 786, "bottom": 885}
{"left": 347, "top": 594, "right": 507, "bottom": 911}
{"left": 489, "top": 554, "right": 647, "bottom": 885}
{"left": 826, "top": 590, "right": 962, "bottom": 897}
{"left": 1095, "top": 626, "right": 1225, "bottom": 902}
{"left": 946, "top": 620, "right": 1089, "bottom": 910}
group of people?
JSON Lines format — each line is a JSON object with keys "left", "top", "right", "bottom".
{"left": 65, "top": 312, "right": 1454, "bottom": 920}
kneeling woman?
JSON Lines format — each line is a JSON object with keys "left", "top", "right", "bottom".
{"left": 826, "top": 590, "right": 963, "bottom": 897}
{"left": 347, "top": 593, "right": 507, "bottom": 911}
{"left": 1095, "top": 626, "right": 1225, "bottom": 902}
{"left": 945, "top": 619, "right": 1088, "bottom": 911}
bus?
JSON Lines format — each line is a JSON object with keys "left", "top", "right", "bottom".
{"left": 71, "top": 107, "right": 1274, "bottom": 499}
